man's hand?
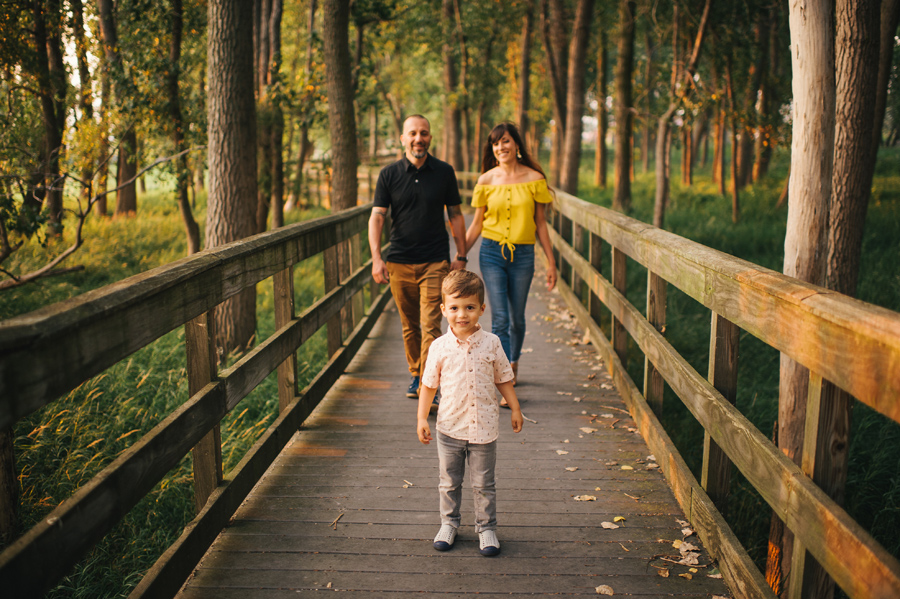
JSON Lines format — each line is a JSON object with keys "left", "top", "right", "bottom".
{"left": 372, "top": 258, "right": 390, "bottom": 284}
{"left": 450, "top": 258, "right": 467, "bottom": 271}
{"left": 417, "top": 419, "right": 432, "bottom": 444}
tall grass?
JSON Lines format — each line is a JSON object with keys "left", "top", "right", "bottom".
{"left": 2, "top": 182, "right": 332, "bottom": 597}
{"left": 576, "top": 146, "right": 900, "bottom": 570}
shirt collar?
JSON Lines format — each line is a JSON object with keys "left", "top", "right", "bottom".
{"left": 451, "top": 323, "right": 484, "bottom": 346}
{"left": 402, "top": 154, "right": 434, "bottom": 173}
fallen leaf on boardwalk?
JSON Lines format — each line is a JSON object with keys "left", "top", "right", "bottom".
{"left": 521, "top": 348, "right": 534, "bottom": 353}
{"left": 574, "top": 495, "right": 597, "bottom": 501}
{"left": 580, "top": 427, "right": 598, "bottom": 434}
{"left": 600, "top": 522, "right": 619, "bottom": 529}
{"left": 601, "top": 383, "right": 613, "bottom": 390}
{"left": 606, "top": 461, "right": 618, "bottom": 466}
{"left": 326, "top": 582, "right": 333, "bottom": 588}
{"left": 679, "top": 573, "right": 693, "bottom": 580}
{"left": 556, "top": 450, "right": 569, "bottom": 455}
{"left": 564, "top": 439, "right": 570, "bottom": 443}
{"left": 557, "top": 391, "right": 573, "bottom": 396}
{"left": 624, "top": 493, "right": 642, "bottom": 501}
{"left": 677, "top": 519, "right": 690, "bottom": 527}
{"left": 595, "top": 585, "right": 614, "bottom": 595}
{"left": 672, "top": 540, "right": 683, "bottom": 549}
{"left": 678, "top": 552, "right": 701, "bottom": 566}
{"left": 573, "top": 397, "right": 582, "bottom": 402}
{"left": 647, "top": 455, "right": 656, "bottom": 461}
{"left": 613, "top": 516, "right": 626, "bottom": 522}
{"left": 682, "top": 527, "right": 695, "bottom": 537}
{"left": 402, "top": 484, "right": 409, "bottom": 488}
{"left": 708, "top": 574, "right": 723, "bottom": 579}
{"left": 680, "top": 542, "right": 699, "bottom": 552}
{"left": 618, "top": 543, "right": 629, "bottom": 552}
{"left": 582, "top": 332, "right": 592, "bottom": 344}
{"left": 689, "top": 568, "right": 698, "bottom": 573}
{"left": 595, "top": 487, "right": 603, "bottom": 491}
{"left": 566, "top": 467, "right": 579, "bottom": 472}
{"left": 646, "top": 463, "right": 660, "bottom": 469}
{"left": 658, "top": 569, "right": 670, "bottom": 578}
{"left": 600, "top": 413, "right": 614, "bottom": 418}
{"left": 620, "top": 465, "right": 634, "bottom": 470}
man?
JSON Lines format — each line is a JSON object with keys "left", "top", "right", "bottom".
{"left": 368, "top": 114, "right": 468, "bottom": 400}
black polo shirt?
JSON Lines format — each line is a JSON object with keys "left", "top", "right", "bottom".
{"left": 374, "top": 154, "right": 461, "bottom": 264}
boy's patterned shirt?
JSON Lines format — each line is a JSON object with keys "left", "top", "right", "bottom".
{"left": 422, "top": 324, "right": 514, "bottom": 444}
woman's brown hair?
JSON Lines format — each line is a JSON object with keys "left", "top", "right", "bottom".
{"left": 480, "top": 122, "right": 547, "bottom": 179}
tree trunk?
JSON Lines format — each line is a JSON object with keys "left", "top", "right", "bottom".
{"left": 559, "top": 0, "right": 595, "bottom": 195}
{"left": 541, "top": 0, "right": 569, "bottom": 186}
{"left": 612, "top": 0, "right": 636, "bottom": 212}
{"left": 292, "top": 0, "right": 317, "bottom": 210}
{"left": 441, "top": 0, "right": 463, "bottom": 170}
{"left": 96, "top": 52, "right": 111, "bottom": 218}
{"left": 45, "top": 0, "right": 66, "bottom": 229}
{"left": 207, "top": 0, "right": 259, "bottom": 359}
{"left": 170, "top": 0, "right": 201, "bottom": 254}
{"left": 517, "top": 0, "right": 534, "bottom": 149}
{"left": 72, "top": 0, "right": 95, "bottom": 207}
{"left": 323, "top": 0, "right": 358, "bottom": 213}
{"left": 772, "top": 2, "right": 835, "bottom": 592}
{"left": 595, "top": 28, "right": 608, "bottom": 188}
{"left": 98, "top": 0, "right": 138, "bottom": 216}
{"left": 269, "top": 0, "right": 285, "bottom": 228}
{"left": 871, "top": 0, "right": 900, "bottom": 156}
{"left": 643, "top": 32, "right": 656, "bottom": 174}
{"left": 725, "top": 56, "right": 740, "bottom": 223}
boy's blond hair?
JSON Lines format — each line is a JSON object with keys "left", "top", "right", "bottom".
{"left": 442, "top": 269, "right": 485, "bottom": 304}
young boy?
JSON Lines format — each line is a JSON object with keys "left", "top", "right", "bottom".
{"left": 416, "top": 269, "right": 523, "bottom": 556}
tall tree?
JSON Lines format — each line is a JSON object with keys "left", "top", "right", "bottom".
{"left": 517, "top": 0, "right": 535, "bottom": 151}
{"left": 594, "top": 28, "right": 609, "bottom": 188}
{"left": 207, "top": 0, "right": 259, "bottom": 357}
{"left": 254, "top": 0, "right": 285, "bottom": 232}
{"left": 540, "top": 0, "right": 569, "bottom": 185}
{"left": 871, "top": 0, "right": 900, "bottom": 156}
{"left": 71, "top": 0, "right": 95, "bottom": 208}
{"left": 169, "top": 0, "right": 201, "bottom": 254}
{"left": 97, "top": 0, "right": 138, "bottom": 215}
{"left": 651, "top": 0, "right": 711, "bottom": 229}
{"left": 323, "top": 0, "right": 358, "bottom": 214}
{"left": 612, "top": 0, "right": 636, "bottom": 213}
{"left": 771, "top": 1, "right": 835, "bottom": 593}
{"left": 559, "top": 0, "right": 595, "bottom": 195}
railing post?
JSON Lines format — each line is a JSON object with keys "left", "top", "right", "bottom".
{"left": 701, "top": 312, "right": 739, "bottom": 514}
{"left": 273, "top": 267, "right": 297, "bottom": 413}
{"left": 560, "top": 215, "right": 573, "bottom": 287}
{"left": 644, "top": 271, "right": 667, "bottom": 416}
{"left": 588, "top": 232, "right": 603, "bottom": 328}
{"left": 572, "top": 222, "right": 584, "bottom": 302}
{"left": 185, "top": 310, "right": 222, "bottom": 512}
{"left": 0, "top": 426, "right": 16, "bottom": 546}
{"left": 325, "top": 244, "right": 342, "bottom": 357}
{"left": 349, "top": 233, "right": 364, "bottom": 328}
{"left": 611, "top": 246, "right": 627, "bottom": 366}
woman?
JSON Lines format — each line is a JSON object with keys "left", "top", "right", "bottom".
{"left": 465, "top": 122, "right": 557, "bottom": 393}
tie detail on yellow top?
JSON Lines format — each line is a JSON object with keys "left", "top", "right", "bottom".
{"left": 471, "top": 179, "right": 553, "bottom": 261}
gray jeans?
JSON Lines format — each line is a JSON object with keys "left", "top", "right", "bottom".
{"left": 436, "top": 431, "right": 497, "bottom": 532}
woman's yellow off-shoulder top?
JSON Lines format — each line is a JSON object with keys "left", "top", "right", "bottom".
{"left": 471, "top": 178, "right": 552, "bottom": 259}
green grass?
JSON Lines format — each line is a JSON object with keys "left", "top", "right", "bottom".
{"left": 2, "top": 181, "right": 334, "bottom": 597}
{"left": 575, "top": 145, "right": 900, "bottom": 571}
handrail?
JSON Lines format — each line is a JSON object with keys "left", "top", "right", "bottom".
{"left": 547, "top": 189, "right": 900, "bottom": 599}
{"left": 0, "top": 203, "right": 390, "bottom": 597}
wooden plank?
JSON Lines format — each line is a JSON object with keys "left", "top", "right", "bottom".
{"left": 611, "top": 245, "right": 628, "bottom": 366}
{"left": 130, "top": 287, "right": 393, "bottom": 599}
{"left": 589, "top": 231, "right": 604, "bottom": 327}
{"left": 0, "top": 205, "right": 373, "bottom": 431}
{"left": 702, "top": 313, "right": 739, "bottom": 514}
{"left": 324, "top": 245, "right": 341, "bottom": 357}
{"left": 644, "top": 271, "right": 666, "bottom": 416}
{"left": 551, "top": 190, "right": 900, "bottom": 424}
{"left": 273, "top": 267, "right": 297, "bottom": 413}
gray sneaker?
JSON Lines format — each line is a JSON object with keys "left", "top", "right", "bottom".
{"left": 479, "top": 529, "right": 500, "bottom": 556}
{"left": 433, "top": 524, "right": 457, "bottom": 551}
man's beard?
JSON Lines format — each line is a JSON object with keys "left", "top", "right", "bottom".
{"left": 410, "top": 145, "right": 428, "bottom": 158}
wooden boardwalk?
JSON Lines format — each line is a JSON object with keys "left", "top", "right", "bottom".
{"left": 177, "top": 253, "right": 733, "bottom": 597}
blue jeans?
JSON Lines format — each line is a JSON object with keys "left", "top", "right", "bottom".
{"left": 436, "top": 431, "right": 497, "bottom": 532}
{"left": 479, "top": 238, "right": 535, "bottom": 363}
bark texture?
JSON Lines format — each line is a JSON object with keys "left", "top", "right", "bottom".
{"left": 323, "top": 0, "right": 358, "bottom": 213}
{"left": 774, "top": 1, "right": 835, "bottom": 591}
{"left": 207, "top": 0, "right": 259, "bottom": 358}
{"left": 612, "top": 0, "right": 636, "bottom": 213}
{"left": 559, "top": 0, "right": 595, "bottom": 195}
{"left": 595, "top": 29, "right": 609, "bottom": 188}
{"left": 517, "top": 1, "right": 534, "bottom": 150}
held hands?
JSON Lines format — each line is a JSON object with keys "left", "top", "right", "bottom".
{"left": 450, "top": 259, "right": 468, "bottom": 271}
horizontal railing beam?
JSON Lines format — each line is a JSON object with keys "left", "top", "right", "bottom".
{"left": 0, "top": 205, "right": 371, "bottom": 431}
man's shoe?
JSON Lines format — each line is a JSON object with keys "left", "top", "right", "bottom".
{"left": 406, "top": 376, "right": 420, "bottom": 398}
{"left": 479, "top": 530, "right": 501, "bottom": 556}
{"left": 433, "top": 524, "right": 457, "bottom": 551}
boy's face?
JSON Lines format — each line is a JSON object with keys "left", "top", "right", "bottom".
{"left": 441, "top": 293, "right": 485, "bottom": 340}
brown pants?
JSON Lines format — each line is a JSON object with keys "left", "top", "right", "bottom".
{"left": 386, "top": 261, "right": 450, "bottom": 377}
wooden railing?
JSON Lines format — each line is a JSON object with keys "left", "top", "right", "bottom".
{"left": 0, "top": 203, "right": 390, "bottom": 597}
{"left": 547, "top": 189, "right": 900, "bottom": 599}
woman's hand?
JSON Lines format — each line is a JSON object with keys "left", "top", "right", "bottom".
{"left": 546, "top": 265, "right": 558, "bottom": 291}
